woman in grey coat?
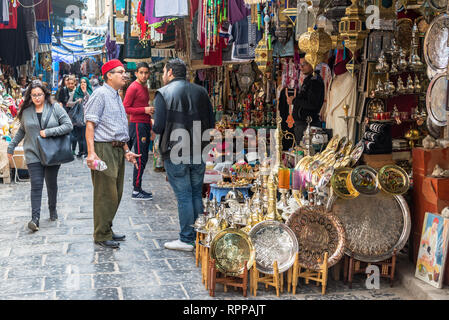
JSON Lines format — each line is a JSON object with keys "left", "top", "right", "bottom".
{"left": 7, "top": 81, "right": 73, "bottom": 232}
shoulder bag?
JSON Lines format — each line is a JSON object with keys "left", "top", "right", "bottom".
{"left": 36, "top": 106, "right": 74, "bottom": 166}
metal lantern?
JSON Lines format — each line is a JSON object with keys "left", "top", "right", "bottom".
{"left": 255, "top": 35, "right": 273, "bottom": 74}
{"left": 338, "top": 0, "right": 369, "bottom": 76}
{"left": 298, "top": 27, "right": 333, "bottom": 71}
{"left": 282, "top": 0, "right": 299, "bottom": 25}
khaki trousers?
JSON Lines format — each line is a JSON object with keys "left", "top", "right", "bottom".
{"left": 91, "top": 142, "right": 125, "bottom": 241}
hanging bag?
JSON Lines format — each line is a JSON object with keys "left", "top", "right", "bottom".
{"left": 36, "top": 106, "right": 74, "bottom": 166}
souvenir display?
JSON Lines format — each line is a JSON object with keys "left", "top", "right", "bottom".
{"left": 248, "top": 220, "right": 298, "bottom": 274}
{"left": 424, "top": 14, "right": 449, "bottom": 75}
{"left": 327, "top": 193, "right": 411, "bottom": 262}
{"left": 426, "top": 72, "right": 448, "bottom": 127}
{"left": 286, "top": 206, "right": 346, "bottom": 271}
{"left": 377, "top": 165, "right": 410, "bottom": 196}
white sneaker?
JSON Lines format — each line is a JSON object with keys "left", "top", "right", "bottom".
{"left": 164, "top": 239, "right": 194, "bottom": 252}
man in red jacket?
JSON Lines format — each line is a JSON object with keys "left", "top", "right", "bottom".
{"left": 123, "top": 62, "right": 154, "bottom": 200}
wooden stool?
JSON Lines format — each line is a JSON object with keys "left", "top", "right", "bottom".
{"left": 344, "top": 249, "right": 397, "bottom": 288}
{"left": 250, "top": 260, "right": 284, "bottom": 297}
{"left": 289, "top": 252, "right": 329, "bottom": 295}
{"left": 195, "top": 232, "right": 205, "bottom": 267}
{"left": 208, "top": 258, "right": 249, "bottom": 297}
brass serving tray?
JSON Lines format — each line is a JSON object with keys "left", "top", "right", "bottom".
{"left": 326, "top": 193, "right": 411, "bottom": 263}
{"left": 377, "top": 165, "right": 410, "bottom": 196}
{"left": 424, "top": 14, "right": 449, "bottom": 74}
{"left": 248, "top": 221, "right": 298, "bottom": 274}
{"left": 347, "top": 165, "right": 379, "bottom": 196}
{"left": 286, "top": 206, "right": 346, "bottom": 271}
{"left": 331, "top": 167, "right": 358, "bottom": 199}
{"left": 210, "top": 228, "right": 255, "bottom": 276}
{"left": 426, "top": 72, "right": 448, "bottom": 127}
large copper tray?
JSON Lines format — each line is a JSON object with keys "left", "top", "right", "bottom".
{"left": 426, "top": 72, "right": 448, "bottom": 127}
{"left": 248, "top": 221, "right": 298, "bottom": 274}
{"left": 424, "top": 14, "right": 449, "bottom": 74}
{"left": 286, "top": 206, "right": 346, "bottom": 271}
{"left": 326, "top": 193, "right": 411, "bottom": 263}
{"left": 210, "top": 228, "right": 255, "bottom": 276}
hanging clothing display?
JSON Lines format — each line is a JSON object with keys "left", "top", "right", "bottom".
{"left": 34, "top": 0, "right": 52, "bottom": 22}
{"left": 0, "top": 1, "right": 16, "bottom": 29}
{"left": 230, "top": 16, "right": 261, "bottom": 61}
{"left": 154, "top": 0, "right": 188, "bottom": 18}
{"left": 281, "top": 58, "right": 300, "bottom": 90}
{"left": 325, "top": 70, "right": 357, "bottom": 141}
{"left": 228, "top": 0, "right": 250, "bottom": 24}
{"left": 0, "top": 5, "right": 31, "bottom": 67}
{"left": 0, "top": 0, "right": 9, "bottom": 25}
{"left": 36, "top": 21, "right": 53, "bottom": 44}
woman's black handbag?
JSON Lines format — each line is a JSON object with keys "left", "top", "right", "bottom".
{"left": 36, "top": 107, "right": 74, "bottom": 166}
{"left": 67, "top": 102, "right": 85, "bottom": 127}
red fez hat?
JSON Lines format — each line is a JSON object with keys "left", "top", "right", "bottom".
{"left": 101, "top": 59, "right": 124, "bottom": 76}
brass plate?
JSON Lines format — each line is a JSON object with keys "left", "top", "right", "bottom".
{"left": 331, "top": 167, "right": 358, "bottom": 199}
{"left": 428, "top": 0, "right": 447, "bottom": 12}
{"left": 210, "top": 228, "right": 255, "bottom": 276}
{"left": 426, "top": 72, "right": 448, "bottom": 127}
{"left": 286, "top": 206, "right": 346, "bottom": 271}
{"left": 348, "top": 165, "right": 379, "bottom": 195}
{"left": 326, "top": 193, "right": 411, "bottom": 262}
{"left": 248, "top": 221, "right": 298, "bottom": 274}
{"left": 377, "top": 165, "right": 410, "bottom": 195}
{"left": 424, "top": 14, "right": 449, "bottom": 74}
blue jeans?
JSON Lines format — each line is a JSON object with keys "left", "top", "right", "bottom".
{"left": 164, "top": 159, "right": 205, "bottom": 244}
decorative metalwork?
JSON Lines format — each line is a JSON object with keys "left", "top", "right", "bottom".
{"left": 424, "top": 13, "right": 449, "bottom": 75}
{"left": 210, "top": 228, "right": 255, "bottom": 277}
{"left": 347, "top": 165, "right": 379, "bottom": 196}
{"left": 331, "top": 167, "right": 358, "bottom": 199}
{"left": 248, "top": 221, "right": 298, "bottom": 274}
{"left": 426, "top": 72, "right": 448, "bottom": 127}
{"left": 377, "top": 165, "right": 410, "bottom": 195}
{"left": 298, "top": 27, "right": 333, "bottom": 72}
{"left": 286, "top": 206, "right": 346, "bottom": 271}
{"left": 326, "top": 193, "right": 411, "bottom": 262}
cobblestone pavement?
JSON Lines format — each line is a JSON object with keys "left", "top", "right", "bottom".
{"left": 0, "top": 158, "right": 414, "bottom": 300}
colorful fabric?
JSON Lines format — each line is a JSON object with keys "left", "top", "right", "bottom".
{"left": 0, "top": 0, "right": 16, "bottom": 29}
{"left": 34, "top": 0, "right": 52, "bottom": 22}
{"left": 36, "top": 20, "right": 53, "bottom": 44}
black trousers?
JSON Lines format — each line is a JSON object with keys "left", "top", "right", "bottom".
{"left": 70, "top": 128, "right": 77, "bottom": 152}
{"left": 128, "top": 122, "right": 152, "bottom": 191}
{"left": 74, "top": 125, "right": 87, "bottom": 155}
{"left": 28, "top": 163, "right": 61, "bottom": 220}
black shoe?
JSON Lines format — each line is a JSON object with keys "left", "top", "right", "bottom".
{"left": 140, "top": 190, "right": 153, "bottom": 197}
{"left": 132, "top": 191, "right": 153, "bottom": 201}
{"left": 76, "top": 153, "right": 82, "bottom": 159}
{"left": 94, "top": 240, "right": 120, "bottom": 248}
{"left": 50, "top": 211, "right": 58, "bottom": 221}
{"left": 28, "top": 219, "right": 39, "bottom": 232}
{"left": 112, "top": 233, "right": 126, "bottom": 241}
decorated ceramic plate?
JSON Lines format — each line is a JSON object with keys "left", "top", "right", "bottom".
{"left": 331, "top": 167, "right": 358, "bottom": 199}
{"left": 350, "top": 141, "right": 365, "bottom": 166}
{"left": 327, "top": 193, "right": 411, "bottom": 262}
{"left": 377, "top": 165, "right": 410, "bottom": 195}
{"left": 326, "top": 134, "right": 340, "bottom": 152}
{"left": 286, "top": 206, "right": 346, "bottom": 271}
{"left": 318, "top": 167, "right": 335, "bottom": 190}
{"left": 348, "top": 165, "right": 379, "bottom": 196}
{"left": 424, "top": 14, "right": 449, "bottom": 74}
{"left": 426, "top": 72, "right": 448, "bottom": 127}
{"left": 248, "top": 221, "right": 298, "bottom": 274}
{"left": 210, "top": 228, "right": 255, "bottom": 276}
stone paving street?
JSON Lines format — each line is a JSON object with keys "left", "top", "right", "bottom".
{"left": 0, "top": 158, "right": 415, "bottom": 300}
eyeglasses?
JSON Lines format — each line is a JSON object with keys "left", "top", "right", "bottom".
{"left": 31, "top": 93, "right": 45, "bottom": 98}
{"left": 110, "top": 70, "right": 126, "bottom": 75}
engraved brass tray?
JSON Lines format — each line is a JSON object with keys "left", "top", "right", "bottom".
{"left": 210, "top": 228, "right": 255, "bottom": 276}
{"left": 377, "top": 165, "right": 410, "bottom": 196}
{"left": 248, "top": 221, "right": 298, "bottom": 274}
{"left": 426, "top": 72, "right": 448, "bottom": 127}
{"left": 331, "top": 167, "right": 358, "bottom": 199}
{"left": 349, "top": 141, "right": 364, "bottom": 167}
{"left": 424, "top": 14, "right": 449, "bottom": 74}
{"left": 326, "top": 193, "right": 411, "bottom": 263}
{"left": 286, "top": 206, "right": 346, "bottom": 271}
{"left": 347, "top": 165, "right": 379, "bottom": 196}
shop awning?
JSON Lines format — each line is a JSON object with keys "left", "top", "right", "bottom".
{"left": 73, "top": 25, "right": 108, "bottom": 37}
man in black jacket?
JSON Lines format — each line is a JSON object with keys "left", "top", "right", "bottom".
{"left": 153, "top": 58, "right": 215, "bottom": 252}
{"left": 288, "top": 54, "right": 325, "bottom": 144}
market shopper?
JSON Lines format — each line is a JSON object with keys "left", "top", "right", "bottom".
{"left": 7, "top": 80, "right": 73, "bottom": 231}
{"left": 69, "top": 77, "right": 92, "bottom": 158}
{"left": 123, "top": 62, "right": 154, "bottom": 200}
{"left": 153, "top": 58, "right": 215, "bottom": 252}
{"left": 84, "top": 59, "right": 141, "bottom": 249}
{"left": 290, "top": 54, "right": 325, "bottom": 143}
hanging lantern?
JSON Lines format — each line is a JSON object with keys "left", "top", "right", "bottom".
{"left": 298, "top": 27, "right": 332, "bottom": 71}
{"left": 338, "top": 0, "right": 369, "bottom": 76}
{"left": 255, "top": 35, "right": 273, "bottom": 74}
{"left": 282, "top": 0, "right": 298, "bottom": 25}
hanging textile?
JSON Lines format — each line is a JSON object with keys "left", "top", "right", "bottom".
{"left": 0, "top": 1, "right": 17, "bottom": 29}
{"left": 36, "top": 20, "right": 53, "bottom": 44}
{"left": 228, "top": 0, "right": 249, "bottom": 24}
{"left": 145, "top": 0, "right": 177, "bottom": 28}
{"left": 154, "top": 0, "right": 188, "bottom": 18}
{"left": 230, "top": 16, "right": 261, "bottom": 61}
{"left": 0, "top": 0, "right": 9, "bottom": 24}
{"left": 34, "top": 0, "right": 52, "bottom": 22}
{"left": 0, "top": 5, "right": 31, "bottom": 67}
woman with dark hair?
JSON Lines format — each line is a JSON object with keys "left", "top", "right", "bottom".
{"left": 7, "top": 80, "right": 73, "bottom": 232}
{"left": 70, "top": 76, "right": 92, "bottom": 158}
